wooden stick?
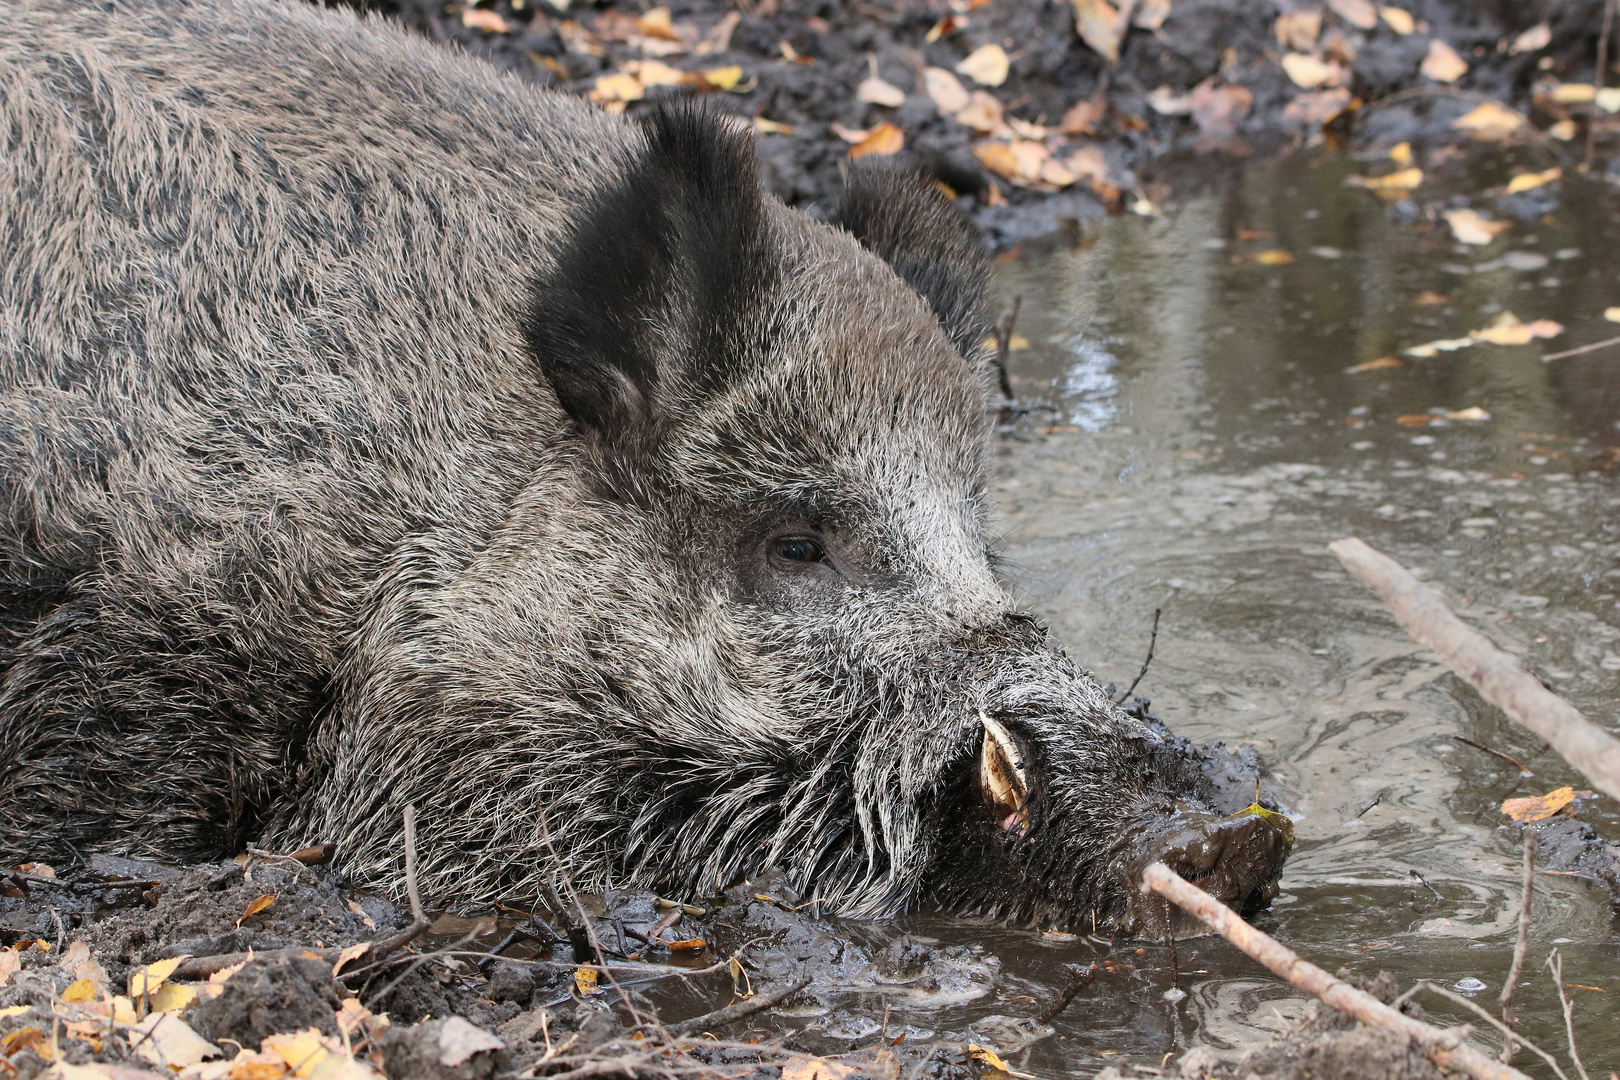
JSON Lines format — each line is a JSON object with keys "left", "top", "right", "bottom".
{"left": 402, "top": 804, "right": 427, "bottom": 924}
{"left": 1139, "top": 863, "right": 1534, "bottom": 1080}
{"left": 662, "top": 976, "right": 811, "bottom": 1037}
{"left": 1500, "top": 830, "right": 1534, "bottom": 1063}
{"left": 1328, "top": 537, "right": 1620, "bottom": 803}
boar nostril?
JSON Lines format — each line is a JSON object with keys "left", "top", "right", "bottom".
{"left": 978, "top": 713, "right": 1028, "bottom": 831}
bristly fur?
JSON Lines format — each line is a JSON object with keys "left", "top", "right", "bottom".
{"left": 833, "top": 164, "right": 992, "bottom": 360}
{"left": 0, "top": 0, "right": 1289, "bottom": 934}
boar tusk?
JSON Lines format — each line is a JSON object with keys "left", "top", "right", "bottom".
{"left": 979, "top": 713, "right": 1028, "bottom": 825}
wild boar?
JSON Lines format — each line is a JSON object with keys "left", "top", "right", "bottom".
{"left": 0, "top": 0, "right": 1288, "bottom": 933}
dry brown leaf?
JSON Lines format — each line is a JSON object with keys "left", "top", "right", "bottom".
{"left": 460, "top": 8, "right": 510, "bottom": 33}
{"left": 924, "top": 14, "right": 965, "bottom": 43}
{"left": 237, "top": 894, "right": 277, "bottom": 927}
{"left": 1505, "top": 167, "right": 1560, "bottom": 194}
{"left": 1191, "top": 79, "right": 1252, "bottom": 135}
{"left": 754, "top": 117, "right": 795, "bottom": 135}
{"left": 1284, "top": 87, "right": 1353, "bottom": 127}
{"left": 1274, "top": 10, "right": 1322, "bottom": 51}
{"left": 1146, "top": 86, "right": 1193, "bottom": 115}
{"left": 1420, "top": 39, "right": 1467, "bottom": 82}
{"left": 2, "top": 1027, "right": 53, "bottom": 1060}
{"left": 1058, "top": 93, "right": 1106, "bottom": 134}
{"left": 694, "top": 11, "right": 739, "bottom": 54}
{"left": 857, "top": 76, "right": 906, "bottom": 108}
{"left": 923, "top": 67, "right": 970, "bottom": 114}
{"left": 1065, "top": 145, "right": 1110, "bottom": 186}
{"left": 955, "top": 44, "right": 1009, "bottom": 87}
{"left": 437, "top": 1017, "right": 503, "bottom": 1068}
{"left": 1395, "top": 414, "right": 1436, "bottom": 427}
{"left": 1413, "top": 291, "right": 1448, "bottom": 305}
{"left": 0, "top": 946, "right": 19, "bottom": 986}
{"left": 973, "top": 142, "right": 1020, "bottom": 181}
{"left": 1450, "top": 101, "right": 1523, "bottom": 141}
{"left": 343, "top": 901, "right": 376, "bottom": 931}
{"left": 1443, "top": 208, "right": 1508, "bottom": 245}
{"left": 636, "top": 7, "right": 679, "bottom": 40}
{"left": 1501, "top": 786, "right": 1579, "bottom": 822}
{"left": 666, "top": 937, "right": 707, "bottom": 951}
{"left": 848, "top": 122, "right": 904, "bottom": 159}
{"left": 1379, "top": 6, "right": 1414, "bottom": 33}
{"left": 130, "top": 1013, "right": 221, "bottom": 1070}
{"left": 330, "top": 943, "right": 370, "bottom": 978}
{"left": 1133, "top": 0, "right": 1170, "bottom": 30}
{"left": 955, "top": 91, "right": 1005, "bottom": 133}
{"left": 1282, "top": 53, "right": 1339, "bottom": 89}
{"left": 1347, "top": 357, "right": 1403, "bottom": 372}
{"left": 1508, "top": 22, "right": 1551, "bottom": 55}
{"left": 1329, "top": 0, "right": 1378, "bottom": 29}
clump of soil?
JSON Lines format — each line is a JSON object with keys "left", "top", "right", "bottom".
{"left": 365, "top": 0, "right": 1616, "bottom": 247}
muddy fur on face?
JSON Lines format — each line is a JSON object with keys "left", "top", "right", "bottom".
{"left": 0, "top": 0, "right": 1288, "bottom": 933}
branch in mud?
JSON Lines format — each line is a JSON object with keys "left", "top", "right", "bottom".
{"left": 659, "top": 975, "right": 812, "bottom": 1037}
{"left": 1328, "top": 537, "right": 1620, "bottom": 804}
{"left": 1139, "top": 861, "right": 1534, "bottom": 1080}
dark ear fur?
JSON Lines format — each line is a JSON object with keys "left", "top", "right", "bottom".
{"left": 524, "top": 101, "right": 773, "bottom": 447}
{"left": 833, "top": 164, "right": 991, "bottom": 358}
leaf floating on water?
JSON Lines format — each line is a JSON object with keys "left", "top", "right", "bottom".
{"left": 238, "top": 894, "right": 277, "bottom": 927}
{"left": 1501, "top": 786, "right": 1586, "bottom": 822}
{"left": 1469, "top": 312, "right": 1562, "bottom": 345}
{"left": 955, "top": 44, "right": 1009, "bottom": 87}
{"left": 1446, "top": 406, "right": 1490, "bottom": 421}
{"left": 1443, "top": 208, "right": 1509, "bottom": 246}
{"left": 1451, "top": 102, "right": 1523, "bottom": 141}
{"left": 1505, "top": 167, "right": 1561, "bottom": 194}
{"left": 1404, "top": 337, "right": 1473, "bottom": 358}
{"left": 1347, "top": 357, "right": 1402, "bottom": 373}
{"left": 1421, "top": 39, "right": 1468, "bottom": 83}
{"left": 573, "top": 966, "right": 601, "bottom": 996}
{"left": 1252, "top": 250, "right": 1295, "bottom": 265}
{"left": 1345, "top": 167, "right": 1422, "bottom": 198}
{"left": 666, "top": 937, "right": 707, "bottom": 951}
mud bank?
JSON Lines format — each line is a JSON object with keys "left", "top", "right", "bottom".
{"left": 370, "top": 0, "right": 1616, "bottom": 247}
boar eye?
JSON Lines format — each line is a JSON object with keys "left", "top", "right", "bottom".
{"left": 769, "top": 536, "right": 830, "bottom": 568}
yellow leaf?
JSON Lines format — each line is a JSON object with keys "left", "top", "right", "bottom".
{"left": 1605, "top": 307, "right": 1620, "bottom": 323}
{"left": 129, "top": 955, "right": 189, "bottom": 998}
{"left": 1509, "top": 22, "right": 1550, "bottom": 54}
{"left": 1252, "top": 250, "right": 1295, "bottom": 265}
{"left": 228, "top": 1050, "right": 292, "bottom": 1080}
{"left": 781, "top": 1059, "right": 858, "bottom": 1080}
{"left": 924, "top": 67, "right": 970, "bottom": 114}
{"left": 636, "top": 7, "right": 679, "bottom": 41}
{"left": 1282, "top": 53, "right": 1337, "bottom": 89}
{"left": 968, "top": 1044, "right": 1011, "bottom": 1073}
{"left": 130, "top": 1012, "right": 221, "bottom": 1069}
{"left": 61, "top": 977, "right": 99, "bottom": 1003}
{"left": 1379, "top": 6, "right": 1414, "bottom": 33}
{"left": 1506, "top": 167, "right": 1561, "bottom": 193}
{"left": 1071, "top": 0, "right": 1126, "bottom": 61}
{"left": 1552, "top": 82, "right": 1598, "bottom": 104}
{"left": 1451, "top": 101, "right": 1523, "bottom": 141}
{"left": 1328, "top": 0, "right": 1378, "bottom": 30}
{"left": 1443, "top": 208, "right": 1508, "bottom": 246}
{"left": 331, "top": 942, "right": 370, "bottom": 977}
{"left": 589, "top": 72, "right": 644, "bottom": 103}
{"left": 0, "top": 1004, "right": 29, "bottom": 1019}
{"left": 1389, "top": 141, "right": 1411, "bottom": 164}
{"left": 1548, "top": 119, "right": 1577, "bottom": 140}
{"left": 848, "top": 122, "right": 904, "bottom": 160}
{"left": 209, "top": 960, "right": 248, "bottom": 984}
{"left": 1344, "top": 167, "right": 1423, "bottom": 198}
{"left": 1501, "top": 786, "right": 1578, "bottom": 822}
{"left": 628, "top": 60, "right": 684, "bottom": 87}
{"left": 263, "top": 1029, "right": 335, "bottom": 1079}
{"left": 237, "top": 894, "right": 277, "bottom": 927}
{"left": 955, "top": 90, "right": 1005, "bottom": 133}
{"left": 973, "top": 142, "right": 1021, "bottom": 182}
{"left": 150, "top": 981, "right": 199, "bottom": 1014}
{"left": 573, "top": 966, "right": 601, "bottom": 996}
{"left": 1, "top": 1027, "right": 53, "bottom": 1061}
{"left": 1421, "top": 39, "right": 1467, "bottom": 83}
{"left": 857, "top": 76, "right": 906, "bottom": 108}
{"left": 1347, "top": 357, "right": 1402, "bottom": 372}
{"left": 460, "top": 8, "right": 510, "bottom": 33}
{"left": 1445, "top": 406, "right": 1490, "bottom": 421}
{"left": 1598, "top": 87, "right": 1620, "bottom": 113}
{"left": 699, "top": 65, "right": 743, "bottom": 90}
{"left": 956, "top": 44, "right": 1009, "bottom": 87}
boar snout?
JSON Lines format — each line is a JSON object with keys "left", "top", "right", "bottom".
{"left": 1117, "top": 807, "right": 1293, "bottom": 938}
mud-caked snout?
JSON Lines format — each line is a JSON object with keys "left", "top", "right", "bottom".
{"left": 1116, "top": 807, "right": 1293, "bottom": 938}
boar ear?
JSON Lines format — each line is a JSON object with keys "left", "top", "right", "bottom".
{"left": 833, "top": 164, "right": 992, "bottom": 359}
{"left": 524, "top": 101, "right": 773, "bottom": 447}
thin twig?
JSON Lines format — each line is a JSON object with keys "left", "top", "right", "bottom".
{"left": 1412, "top": 983, "right": 1568, "bottom": 1080}
{"left": 1542, "top": 335, "right": 1620, "bottom": 362}
{"left": 402, "top": 804, "right": 427, "bottom": 925}
{"left": 662, "top": 976, "right": 811, "bottom": 1037}
{"left": 1588, "top": 0, "right": 1615, "bottom": 168}
{"left": 1114, "top": 608, "right": 1161, "bottom": 704}
{"left": 1034, "top": 962, "right": 1098, "bottom": 1023}
{"left": 1329, "top": 538, "right": 1620, "bottom": 802}
{"left": 991, "top": 297, "right": 1021, "bottom": 402}
{"left": 1452, "top": 736, "right": 1533, "bottom": 776}
{"left": 1501, "top": 830, "right": 1534, "bottom": 1062}
{"left": 1544, "top": 950, "right": 1591, "bottom": 1080}
{"left": 1139, "top": 862, "right": 1533, "bottom": 1080}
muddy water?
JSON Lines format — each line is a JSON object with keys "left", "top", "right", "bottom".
{"left": 857, "top": 152, "right": 1620, "bottom": 1076}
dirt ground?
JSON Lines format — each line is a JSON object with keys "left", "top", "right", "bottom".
{"left": 369, "top": 0, "right": 1617, "bottom": 247}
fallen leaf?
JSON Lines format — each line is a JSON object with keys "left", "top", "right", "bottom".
{"left": 1443, "top": 208, "right": 1509, "bottom": 246}
{"left": 924, "top": 67, "right": 970, "bottom": 114}
{"left": 968, "top": 1045, "right": 1012, "bottom": 1074}
{"left": 1058, "top": 93, "right": 1106, "bottom": 134}
{"left": 1469, "top": 311, "right": 1562, "bottom": 344}
{"left": 694, "top": 11, "right": 738, "bottom": 54}
{"left": 589, "top": 72, "right": 644, "bottom": 103}
{"left": 1502, "top": 786, "right": 1579, "bottom": 822}
{"left": 1133, "top": 0, "right": 1170, "bottom": 30}
{"left": 1274, "top": 10, "right": 1322, "bottom": 51}
{"left": 237, "top": 894, "right": 277, "bottom": 928}
{"left": 461, "top": 7, "right": 509, "bottom": 32}
{"left": 2, "top": 1028, "right": 53, "bottom": 1061}
{"left": 1446, "top": 406, "right": 1490, "bottom": 420}
{"left": 1252, "top": 250, "right": 1295, "bottom": 265}
{"left": 1598, "top": 87, "right": 1620, "bottom": 112}
{"left": 781, "top": 1059, "right": 858, "bottom": 1080}
{"left": 1605, "top": 307, "right": 1620, "bottom": 323}
{"left": 1329, "top": 0, "right": 1378, "bottom": 29}
{"left": 753, "top": 117, "right": 795, "bottom": 135}
{"left": 1509, "top": 22, "right": 1551, "bottom": 55}
{"left": 262, "top": 1029, "right": 376, "bottom": 1080}
{"left": 955, "top": 91, "right": 1005, "bottom": 133}
{"left": 13, "top": 863, "right": 54, "bottom": 878}
{"left": 330, "top": 943, "right": 370, "bottom": 978}
{"left": 1348, "top": 357, "right": 1403, "bottom": 372}
{"left": 150, "top": 982, "right": 200, "bottom": 1014}
{"left": 1282, "top": 53, "right": 1339, "bottom": 89}
{"left": 924, "top": 14, "right": 964, "bottom": 43}
{"left": 956, "top": 44, "right": 1010, "bottom": 87}
{"left": 0, "top": 1004, "right": 29, "bottom": 1019}
{"left": 1404, "top": 337, "right": 1474, "bottom": 357}
{"left": 1548, "top": 119, "right": 1577, "bottom": 139}
{"left": 344, "top": 901, "right": 376, "bottom": 931}
{"left": 629, "top": 60, "right": 684, "bottom": 87}
{"left": 1413, "top": 290, "right": 1448, "bottom": 305}
{"left": 973, "top": 142, "right": 1021, "bottom": 181}
{"left": 61, "top": 977, "right": 99, "bottom": 1004}
{"left": 129, "top": 956, "right": 189, "bottom": 999}
{"left": 1421, "top": 39, "right": 1467, "bottom": 83}
{"left": 1379, "top": 6, "right": 1414, "bottom": 33}
{"left": 1191, "top": 80, "right": 1253, "bottom": 136}
{"left": 130, "top": 1013, "right": 221, "bottom": 1070}
{"left": 848, "top": 122, "right": 904, "bottom": 159}
{"left": 573, "top": 966, "right": 601, "bottom": 996}
{"left": 209, "top": 960, "right": 248, "bottom": 985}
{"left": 1146, "top": 86, "right": 1193, "bottom": 115}
{"left": 1505, "top": 167, "right": 1561, "bottom": 194}
{"left": 1071, "top": 0, "right": 1129, "bottom": 61}
{"left": 1451, "top": 101, "right": 1523, "bottom": 141}
{"left": 1345, "top": 167, "right": 1423, "bottom": 198}
{"left": 1552, "top": 82, "right": 1598, "bottom": 104}
{"left": 437, "top": 1017, "right": 503, "bottom": 1068}
{"left": 693, "top": 65, "right": 744, "bottom": 90}
{"left": 0, "top": 946, "right": 18, "bottom": 986}
{"left": 666, "top": 937, "right": 707, "bottom": 951}
{"left": 1065, "top": 145, "right": 1110, "bottom": 186}
{"left": 857, "top": 75, "right": 906, "bottom": 108}
{"left": 1396, "top": 414, "right": 1436, "bottom": 427}
{"left": 1284, "top": 87, "right": 1353, "bottom": 126}
{"left": 636, "top": 7, "right": 680, "bottom": 41}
